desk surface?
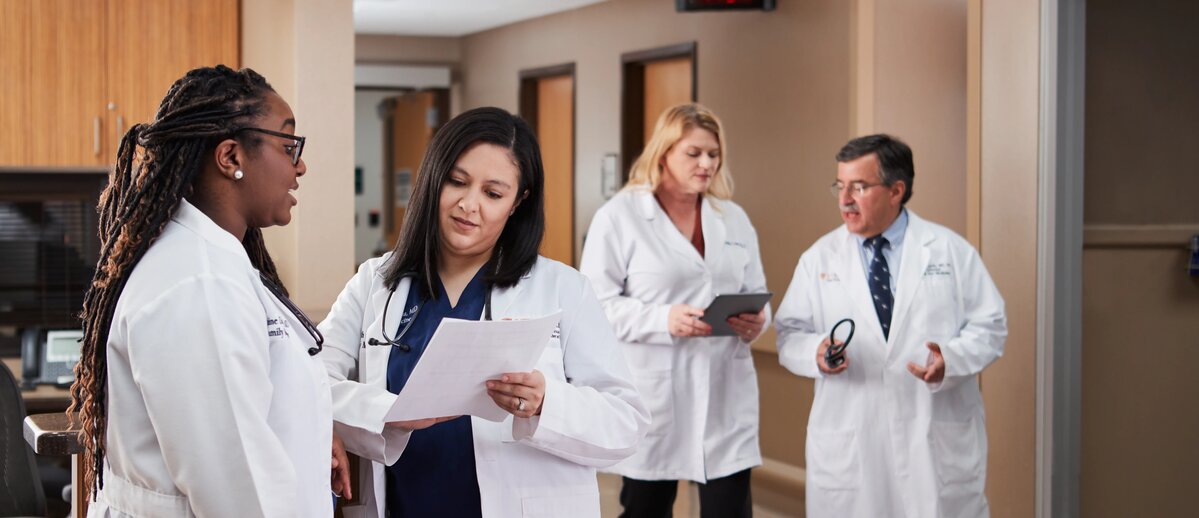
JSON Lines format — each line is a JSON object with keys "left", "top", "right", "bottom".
{"left": 3, "top": 357, "right": 73, "bottom": 412}
{"left": 24, "top": 411, "right": 81, "bottom": 455}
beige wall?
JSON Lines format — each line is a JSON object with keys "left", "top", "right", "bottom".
{"left": 452, "top": 0, "right": 974, "bottom": 486}
{"left": 244, "top": 0, "right": 356, "bottom": 318}
{"left": 975, "top": 1, "right": 1039, "bottom": 516}
{"left": 854, "top": 0, "right": 968, "bottom": 236}
{"left": 1080, "top": 1, "right": 1199, "bottom": 516}
{"left": 349, "top": 1, "right": 1043, "bottom": 515}
{"left": 459, "top": 0, "right": 854, "bottom": 470}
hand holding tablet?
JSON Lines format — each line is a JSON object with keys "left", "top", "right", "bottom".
{"left": 699, "top": 293, "right": 772, "bottom": 337}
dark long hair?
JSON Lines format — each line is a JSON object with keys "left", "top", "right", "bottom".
{"left": 382, "top": 107, "right": 545, "bottom": 297}
{"left": 69, "top": 65, "right": 288, "bottom": 495}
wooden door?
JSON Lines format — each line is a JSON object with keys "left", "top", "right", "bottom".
{"left": 620, "top": 43, "right": 696, "bottom": 178}
{"left": 0, "top": 0, "right": 106, "bottom": 167}
{"left": 643, "top": 57, "right": 693, "bottom": 142}
{"left": 535, "top": 75, "right": 575, "bottom": 265}
{"left": 106, "top": 0, "right": 240, "bottom": 151}
{"left": 384, "top": 90, "right": 446, "bottom": 248}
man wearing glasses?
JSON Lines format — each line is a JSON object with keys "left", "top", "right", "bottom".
{"left": 774, "top": 134, "right": 1007, "bottom": 518}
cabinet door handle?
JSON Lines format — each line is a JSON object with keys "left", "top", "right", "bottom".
{"left": 94, "top": 117, "right": 101, "bottom": 156}
{"left": 115, "top": 115, "right": 124, "bottom": 146}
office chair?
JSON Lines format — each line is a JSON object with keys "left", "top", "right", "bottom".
{"left": 0, "top": 361, "right": 47, "bottom": 517}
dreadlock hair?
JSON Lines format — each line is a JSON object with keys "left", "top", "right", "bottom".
{"left": 69, "top": 65, "right": 289, "bottom": 496}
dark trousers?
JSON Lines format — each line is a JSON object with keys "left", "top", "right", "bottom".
{"left": 618, "top": 469, "right": 752, "bottom": 518}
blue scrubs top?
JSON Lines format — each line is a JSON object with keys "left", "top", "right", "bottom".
{"left": 385, "top": 270, "right": 487, "bottom": 517}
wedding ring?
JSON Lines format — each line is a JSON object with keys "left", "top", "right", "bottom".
{"left": 517, "top": 398, "right": 526, "bottom": 411}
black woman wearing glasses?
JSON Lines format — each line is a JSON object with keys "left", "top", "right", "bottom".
{"left": 72, "top": 65, "right": 345, "bottom": 517}
{"left": 319, "top": 107, "right": 649, "bottom": 518}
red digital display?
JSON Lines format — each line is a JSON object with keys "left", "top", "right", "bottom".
{"left": 676, "top": 0, "right": 775, "bottom": 11}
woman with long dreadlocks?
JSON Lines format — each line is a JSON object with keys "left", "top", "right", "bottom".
{"left": 71, "top": 65, "right": 342, "bottom": 517}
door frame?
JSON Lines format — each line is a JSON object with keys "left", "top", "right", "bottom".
{"left": 518, "top": 62, "right": 577, "bottom": 264}
{"left": 380, "top": 88, "right": 449, "bottom": 241}
{"left": 620, "top": 42, "right": 698, "bottom": 180}
{"left": 361, "top": 86, "right": 412, "bottom": 241}
{"left": 1035, "top": 0, "right": 1085, "bottom": 516}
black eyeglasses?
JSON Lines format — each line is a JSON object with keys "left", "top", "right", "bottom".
{"left": 237, "top": 127, "right": 306, "bottom": 165}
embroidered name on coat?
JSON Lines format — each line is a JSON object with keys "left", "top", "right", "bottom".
{"left": 923, "top": 263, "right": 953, "bottom": 277}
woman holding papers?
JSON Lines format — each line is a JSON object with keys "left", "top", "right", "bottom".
{"left": 319, "top": 107, "right": 650, "bottom": 518}
{"left": 579, "top": 104, "right": 770, "bottom": 517}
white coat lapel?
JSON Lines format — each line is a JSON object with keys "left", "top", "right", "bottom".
{"left": 702, "top": 199, "right": 727, "bottom": 273}
{"left": 364, "top": 276, "right": 412, "bottom": 386}
{"left": 888, "top": 215, "right": 933, "bottom": 357}
{"left": 840, "top": 231, "right": 888, "bottom": 344}
{"left": 638, "top": 190, "right": 705, "bottom": 269}
{"left": 488, "top": 268, "right": 530, "bottom": 320}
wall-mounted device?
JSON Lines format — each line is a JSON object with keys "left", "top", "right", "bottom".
{"left": 677, "top": 0, "right": 776, "bottom": 12}
{"left": 601, "top": 153, "right": 620, "bottom": 199}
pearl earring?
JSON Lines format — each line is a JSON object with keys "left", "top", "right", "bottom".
{"left": 233, "top": 169, "right": 244, "bottom": 180}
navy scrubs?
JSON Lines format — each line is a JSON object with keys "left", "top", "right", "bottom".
{"left": 385, "top": 271, "right": 488, "bottom": 517}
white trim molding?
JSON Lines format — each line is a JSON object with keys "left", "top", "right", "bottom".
{"left": 354, "top": 63, "right": 452, "bottom": 89}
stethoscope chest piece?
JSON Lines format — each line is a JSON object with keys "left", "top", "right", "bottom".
{"left": 824, "top": 318, "right": 855, "bottom": 368}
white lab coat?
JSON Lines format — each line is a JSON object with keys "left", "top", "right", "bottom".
{"left": 318, "top": 255, "right": 649, "bottom": 518}
{"left": 775, "top": 211, "right": 1006, "bottom": 518}
{"left": 90, "top": 199, "right": 333, "bottom": 518}
{"left": 578, "top": 189, "right": 769, "bottom": 482}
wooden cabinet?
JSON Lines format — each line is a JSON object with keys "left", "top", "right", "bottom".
{"left": 0, "top": 0, "right": 104, "bottom": 166}
{"left": 106, "top": 0, "right": 241, "bottom": 152}
{"left": 0, "top": 0, "right": 239, "bottom": 167}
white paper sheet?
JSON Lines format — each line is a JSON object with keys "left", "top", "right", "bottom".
{"left": 384, "top": 310, "right": 562, "bottom": 423}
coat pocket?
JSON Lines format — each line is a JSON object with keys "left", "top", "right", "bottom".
{"left": 632, "top": 371, "right": 675, "bottom": 437}
{"left": 929, "top": 420, "right": 985, "bottom": 487}
{"left": 806, "top": 428, "right": 861, "bottom": 490}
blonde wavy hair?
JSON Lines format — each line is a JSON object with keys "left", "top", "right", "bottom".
{"left": 625, "top": 103, "right": 733, "bottom": 199}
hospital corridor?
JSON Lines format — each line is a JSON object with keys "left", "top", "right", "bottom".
{"left": 1, "top": 1, "right": 1196, "bottom": 517}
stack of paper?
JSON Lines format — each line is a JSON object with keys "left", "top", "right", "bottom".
{"left": 385, "top": 311, "right": 562, "bottom": 422}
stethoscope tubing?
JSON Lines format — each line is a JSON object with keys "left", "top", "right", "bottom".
{"left": 368, "top": 271, "right": 494, "bottom": 351}
{"left": 825, "top": 317, "right": 855, "bottom": 367}
{"left": 259, "top": 272, "right": 324, "bottom": 356}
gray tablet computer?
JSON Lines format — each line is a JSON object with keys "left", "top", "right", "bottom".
{"left": 700, "top": 293, "right": 772, "bottom": 336}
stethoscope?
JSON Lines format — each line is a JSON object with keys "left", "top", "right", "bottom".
{"left": 258, "top": 273, "right": 324, "bottom": 356}
{"left": 366, "top": 271, "right": 494, "bottom": 352}
{"left": 823, "top": 318, "right": 855, "bottom": 368}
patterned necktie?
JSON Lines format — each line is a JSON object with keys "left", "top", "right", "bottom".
{"left": 865, "top": 236, "right": 893, "bottom": 339}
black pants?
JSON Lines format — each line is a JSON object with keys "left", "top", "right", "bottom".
{"left": 618, "top": 469, "right": 752, "bottom": 518}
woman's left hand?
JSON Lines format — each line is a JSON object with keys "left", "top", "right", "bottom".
{"left": 331, "top": 433, "right": 352, "bottom": 500}
{"left": 727, "top": 309, "right": 767, "bottom": 342}
{"left": 487, "top": 370, "right": 546, "bottom": 418}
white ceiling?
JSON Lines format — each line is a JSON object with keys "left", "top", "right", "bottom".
{"left": 353, "top": 0, "right": 610, "bottom": 37}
